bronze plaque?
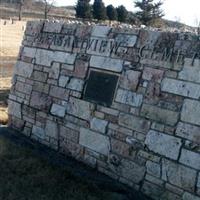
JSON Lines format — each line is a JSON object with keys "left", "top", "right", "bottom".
{"left": 83, "top": 71, "right": 119, "bottom": 107}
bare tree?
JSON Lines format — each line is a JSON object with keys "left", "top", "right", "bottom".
{"left": 37, "top": 0, "right": 55, "bottom": 19}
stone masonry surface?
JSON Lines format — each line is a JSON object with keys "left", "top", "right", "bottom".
{"left": 8, "top": 20, "right": 200, "bottom": 200}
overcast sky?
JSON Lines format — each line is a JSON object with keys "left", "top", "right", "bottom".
{"left": 54, "top": 0, "right": 200, "bottom": 27}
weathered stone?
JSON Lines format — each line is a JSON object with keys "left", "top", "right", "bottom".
{"left": 33, "top": 81, "right": 49, "bottom": 94}
{"left": 182, "top": 192, "right": 200, "bottom": 200}
{"left": 45, "top": 120, "right": 58, "bottom": 139}
{"left": 197, "top": 173, "right": 200, "bottom": 188}
{"left": 162, "top": 159, "right": 197, "bottom": 192}
{"left": 115, "top": 89, "right": 143, "bottom": 107}
{"left": 119, "top": 113, "right": 150, "bottom": 134}
{"left": 181, "top": 99, "right": 200, "bottom": 126}
{"left": 32, "top": 71, "right": 47, "bottom": 82}
{"left": 25, "top": 21, "right": 44, "bottom": 36}
{"left": 59, "top": 75, "right": 70, "bottom": 87}
{"left": 30, "top": 91, "right": 52, "bottom": 110}
{"left": 79, "top": 127, "right": 110, "bottom": 155}
{"left": 120, "top": 159, "right": 145, "bottom": 183}
{"left": 67, "top": 78, "right": 84, "bottom": 92}
{"left": 8, "top": 100, "right": 21, "bottom": 119}
{"left": 120, "top": 70, "right": 141, "bottom": 91}
{"left": 66, "top": 97, "right": 94, "bottom": 120}
{"left": 145, "top": 130, "right": 182, "bottom": 160}
{"left": 176, "top": 122, "right": 200, "bottom": 144}
{"left": 60, "top": 125, "right": 79, "bottom": 143}
{"left": 35, "top": 49, "right": 54, "bottom": 66}
{"left": 50, "top": 104, "right": 66, "bottom": 117}
{"left": 43, "top": 21, "right": 63, "bottom": 33}
{"left": 141, "top": 104, "right": 179, "bottom": 126}
{"left": 15, "top": 82, "right": 32, "bottom": 95}
{"left": 115, "top": 34, "right": 137, "bottom": 47}
{"left": 48, "top": 62, "right": 60, "bottom": 79}
{"left": 179, "top": 65, "right": 200, "bottom": 84}
{"left": 146, "top": 160, "right": 161, "bottom": 178}
{"left": 14, "top": 61, "right": 33, "bottom": 78}
{"left": 90, "top": 117, "right": 108, "bottom": 133}
{"left": 142, "top": 67, "right": 164, "bottom": 83}
{"left": 49, "top": 86, "right": 68, "bottom": 99}
{"left": 32, "top": 125, "right": 45, "bottom": 139}
{"left": 161, "top": 78, "right": 200, "bottom": 99}
{"left": 22, "top": 47, "right": 37, "bottom": 58}
{"left": 90, "top": 56, "right": 123, "bottom": 72}
{"left": 91, "top": 26, "right": 111, "bottom": 37}
{"left": 54, "top": 52, "right": 77, "bottom": 64}
{"left": 180, "top": 149, "right": 200, "bottom": 170}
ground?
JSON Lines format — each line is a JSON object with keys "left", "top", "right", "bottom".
{"left": 0, "top": 128, "right": 150, "bottom": 200}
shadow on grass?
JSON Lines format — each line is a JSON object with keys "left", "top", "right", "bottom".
{"left": 0, "top": 129, "right": 152, "bottom": 200}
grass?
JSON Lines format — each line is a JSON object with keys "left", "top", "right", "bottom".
{"left": 0, "top": 134, "right": 130, "bottom": 200}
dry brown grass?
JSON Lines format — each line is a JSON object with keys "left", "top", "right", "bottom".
{"left": 0, "top": 107, "right": 8, "bottom": 125}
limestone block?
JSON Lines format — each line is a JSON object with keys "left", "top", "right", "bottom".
{"left": 145, "top": 130, "right": 182, "bottom": 160}
{"left": 141, "top": 104, "right": 179, "bottom": 126}
{"left": 59, "top": 76, "right": 70, "bottom": 87}
{"left": 32, "top": 71, "right": 47, "bottom": 82}
{"left": 25, "top": 21, "right": 44, "bottom": 36}
{"left": 8, "top": 100, "right": 21, "bottom": 119}
{"left": 50, "top": 104, "right": 66, "bottom": 117}
{"left": 79, "top": 127, "right": 110, "bottom": 155}
{"left": 67, "top": 78, "right": 84, "bottom": 92}
{"left": 90, "top": 55, "right": 123, "bottom": 72}
{"left": 115, "top": 34, "right": 137, "bottom": 47}
{"left": 45, "top": 120, "right": 58, "bottom": 139}
{"left": 66, "top": 97, "right": 94, "bottom": 120}
{"left": 22, "top": 47, "right": 37, "bottom": 58}
{"left": 90, "top": 117, "right": 108, "bottom": 133}
{"left": 32, "top": 125, "right": 45, "bottom": 139}
{"left": 91, "top": 26, "right": 111, "bottom": 37}
{"left": 49, "top": 86, "right": 68, "bottom": 99}
{"left": 146, "top": 160, "right": 161, "bottom": 178}
{"left": 54, "top": 52, "right": 77, "bottom": 65}
{"left": 14, "top": 61, "right": 33, "bottom": 78}
{"left": 176, "top": 122, "right": 200, "bottom": 144}
{"left": 161, "top": 78, "right": 200, "bottom": 99}
{"left": 162, "top": 159, "right": 197, "bottom": 192}
{"left": 43, "top": 21, "right": 63, "bottom": 33}
{"left": 35, "top": 49, "right": 54, "bottom": 66}
{"left": 119, "top": 113, "right": 150, "bottom": 134}
{"left": 181, "top": 99, "right": 200, "bottom": 126}
{"left": 48, "top": 62, "right": 60, "bottom": 79}
{"left": 15, "top": 82, "right": 32, "bottom": 95}
{"left": 120, "top": 70, "right": 141, "bottom": 91}
{"left": 115, "top": 89, "right": 143, "bottom": 107}
{"left": 30, "top": 92, "right": 52, "bottom": 110}
{"left": 182, "top": 192, "right": 200, "bottom": 200}
{"left": 120, "top": 159, "right": 145, "bottom": 183}
{"left": 180, "top": 149, "right": 200, "bottom": 170}
{"left": 142, "top": 67, "right": 164, "bottom": 83}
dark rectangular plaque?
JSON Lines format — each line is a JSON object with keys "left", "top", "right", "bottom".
{"left": 83, "top": 70, "right": 119, "bottom": 107}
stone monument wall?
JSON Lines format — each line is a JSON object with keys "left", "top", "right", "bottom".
{"left": 8, "top": 21, "right": 200, "bottom": 200}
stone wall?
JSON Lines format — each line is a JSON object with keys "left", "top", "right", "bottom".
{"left": 8, "top": 21, "right": 200, "bottom": 200}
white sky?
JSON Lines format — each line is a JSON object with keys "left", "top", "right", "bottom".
{"left": 54, "top": 0, "right": 200, "bottom": 27}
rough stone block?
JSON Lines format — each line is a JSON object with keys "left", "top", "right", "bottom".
{"left": 45, "top": 120, "right": 58, "bottom": 139}
{"left": 90, "top": 56, "right": 123, "bottom": 72}
{"left": 67, "top": 78, "right": 84, "bottom": 92}
{"left": 141, "top": 104, "right": 179, "bottom": 126}
{"left": 91, "top": 26, "right": 111, "bottom": 37}
{"left": 50, "top": 104, "right": 66, "bottom": 117}
{"left": 59, "top": 76, "right": 70, "bottom": 87}
{"left": 119, "top": 113, "right": 150, "bottom": 134}
{"left": 25, "top": 21, "right": 44, "bottom": 36}
{"left": 182, "top": 192, "right": 200, "bottom": 200}
{"left": 115, "top": 34, "right": 137, "bottom": 47}
{"left": 90, "top": 117, "right": 108, "bottom": 133}
{"left": 48, "top": 62, "right": 60, "bottom": 79}
{"left": 66, "top": 97, "right": 94, "bottom": 121}
{"left": 146, "top": 160, "right": 161, "bottom": 178}
{"left": 32, "top": 125, "right": 45, "bottom": 139}
{"left": 35, "top": 49, "right": 54, "bottom": 66}
{"left": 54, "top": 52, "right": 77, "bottom": 65}
{"left": 79, "top": 127, "right": 110, "bottom": 155}
{"left": 176, "top": 122, "right": 200, "bottom": 144}
{"left": 142, "top": 67, "right": 164, "bottom": 83}
{"left": 43, "top": 21, "right": 63, "bottom": 33}
{"left": 161, "top": 78, "right": 200, "bottom": 99}
{"left": 14, "top": 61, "right": 33, "bottom": 78}
{"left": 115, "top": 89, "right": 143, "bottom": 107}
{"left": 180, "top": 149, "right": 200, "bottom": 170}
{"left": 8, "top": 100, "right": 21, "bottom": 119}
{"left": 32, "top": 71, "right": 47, "bottom": 82}
{"left": 145, "top": 130, "right": 182, "bottom": 160}
{"left": 49, "top": 86, "right": 68, "bottom": 99}
{"left": 181, "top": 99, "right": 200, "bottom": 126}
{"left": 22, "top": 47, "right": 37, "bottom": 58}
{"left": 162, "top": 159, "right": 197, "bottom": 192}
{"left": 120, "top": 70, "right": 141, "bottom": 91}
